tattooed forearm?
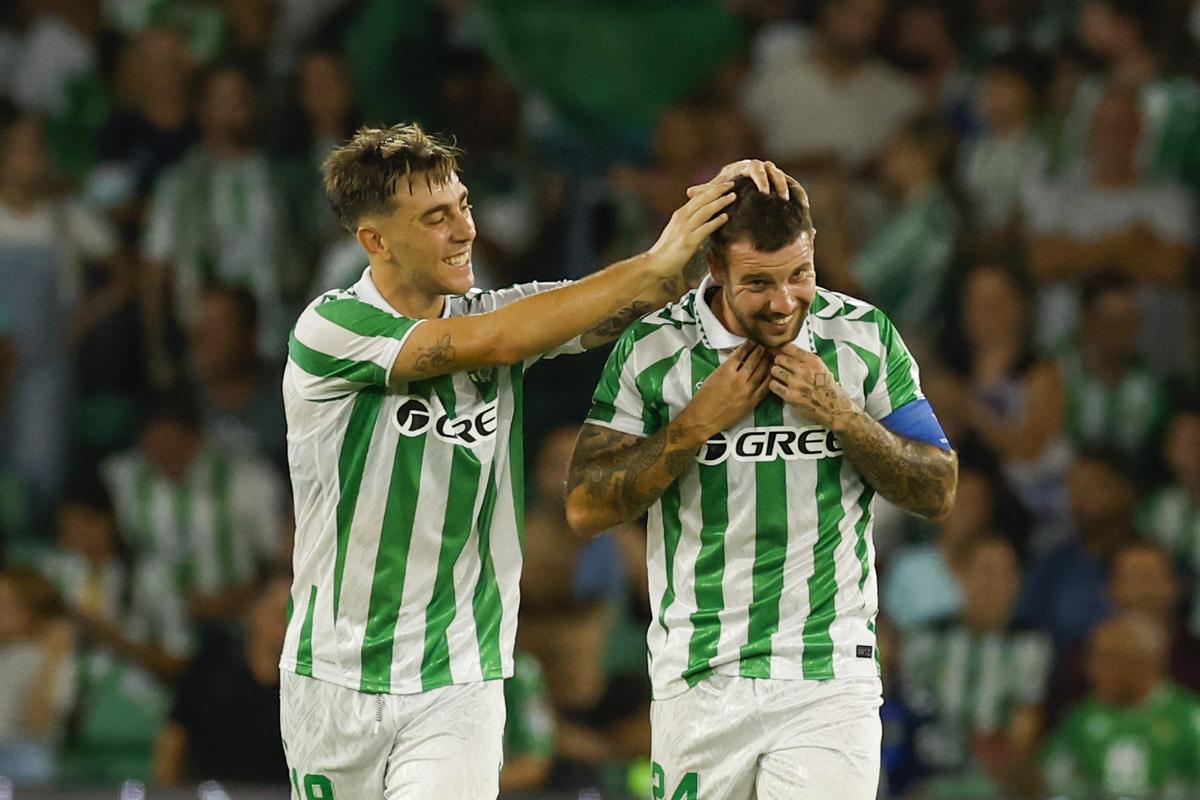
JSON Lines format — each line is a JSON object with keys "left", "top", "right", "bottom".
{"left": 835, "top": 410, "right": 958, "bottom": 521}
{"left": 412, "top": 334, "right": 457, "bottom": 373}
{"left": 566, "top": 422, "right": 705, "bottom": 536}
{"left": 582, "top": 300, "right": 655, "bottom": 344}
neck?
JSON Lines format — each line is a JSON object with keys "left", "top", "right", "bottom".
{"left": 992, "top": 118, "right": 1028, "bottom": 139}
{"left": 1113, "top": 48, "right": 1158, "bottom": 86}
{"left": 371, "top": 259, "right": 445, "bottom": 319}
{"left": 1092, "top": 162, "right": 1138, "bottom": 188}
{"left": 708, "top": 285, "right": 744, "bottom": 339}
{"left": 205, "top": 367, "right": 258, "bottom": 409}
{"left": 962, "top": 610, "right": 1004, "bottom": 635}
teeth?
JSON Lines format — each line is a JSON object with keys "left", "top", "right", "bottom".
{"left": 444, "top": 252, "right": 470, "bottom": 267}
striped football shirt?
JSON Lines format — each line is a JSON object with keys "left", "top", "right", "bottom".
{"left": 587, "top": 276, "right": 928, "bottom": 699}
{"left": 280, "top": 266, "right": 579, "bottom": 694}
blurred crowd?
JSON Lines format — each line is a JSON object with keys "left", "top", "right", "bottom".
{"left": 0, "top": 0, "right": 1199, "bottom": 797}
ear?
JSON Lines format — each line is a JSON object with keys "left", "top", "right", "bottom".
{"left": 706, "top": 250, "right": 727, "bottom": 284}
{"left": 355, "top": 225, "right": 386, "bottom": 258}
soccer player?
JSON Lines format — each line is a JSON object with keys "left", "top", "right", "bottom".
{"left": 565, "top": 177, "right": 958, "bottom": 798}
{"left": 278, "top": 123, "right": 787, "bottom": 798}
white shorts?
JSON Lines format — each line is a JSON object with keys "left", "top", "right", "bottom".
{"left": 279, "top": 670, "right": 505, "bottom": 800}
{"left": 650, "top": 675, "right": 882, "bottom": 800}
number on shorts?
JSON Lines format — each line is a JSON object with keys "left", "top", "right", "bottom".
{"left": 651, "top": 762, "right": 699, "bottom": 800}
{"left": 302, "top": 773, "right": 335, "bottom": 800}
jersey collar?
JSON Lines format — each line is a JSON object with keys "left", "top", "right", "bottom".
{"left": 695, "top": 274, "right": 814, "bottom": 353}
{"left": 354, "top": 267, "right": 453, "bottom": 319}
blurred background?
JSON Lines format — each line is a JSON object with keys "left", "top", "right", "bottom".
{"left": 0, "top": 0, "right": 1198, "bottom": 797}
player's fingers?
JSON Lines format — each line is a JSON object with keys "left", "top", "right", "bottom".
{"left": 689, "top": 190, "right": 737, "bottom": 225}
{"left": 692, "top": 212, "right": 730, "bottom": 242}
{"left": 729, "top": 340, "right": 755, "bottom": 370}
{"left": 768, "top": 379, "right": 788, "bottom": 399}
{"left": 682, "top": 180, "right": 733, "bottom": 207}
{"left": 764, "top": 161, "right": 789, "bottom": 199}
{"left": 741, "top": 343, "right": 767, "bottom": 372}
{"left": 748, "top": 160, "right": 770, "bottom": 193}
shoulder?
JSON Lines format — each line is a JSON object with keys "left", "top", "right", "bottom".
{"left": 619, "top": 292, "right": 703, "bottom": 348}
{"left": 808, "top": 288, "right": 901, "bottom": 346}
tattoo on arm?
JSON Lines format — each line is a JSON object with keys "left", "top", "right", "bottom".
{"left": 412, "top": 334, "right": 457, "bottom": 373}
{"left": 583, "top": 300, "right": 655, "bottom": 342}
{"left": 567, "top": 423, "right": 701, "bottom": 528}
{"left": 835, "top": 410, "right": 958, "bottom": 520}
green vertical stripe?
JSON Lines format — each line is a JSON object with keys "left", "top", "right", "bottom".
{"left": 359, "top": 383, "right": 431, "bottom": 692}
{"left": 295, "top": 585, "right": 318, "bottom": 676}
{"left": 685, "top": 345, "right": 727, "bottom": 686}
{"left": 470, "top": 357, "right": 505, "bottom": 679}
{"left": 589, "top": 322, "right": 671, "bottom": 423}
{"left": 333, "top": 392, "right": 385, "bottom": 618}
{"left": 212, "top": 453, "right": 236, "bottom": 587}
{"left": 471, "top": 458, "right": 503, "bottom": 679}
{"left": 874, "top": 312, "right": 918, "bottom": 410}
{"left": 420, "top": 378, "right": 484, "bottom": 690}
{"left": 172, "top": 479, "right": 194, "bottom": 592}
{"left": 802, "top": 335, "right": 845, "bottom": 680}
{"left": 740, "top": 395, "right": 788, "bottom": 678}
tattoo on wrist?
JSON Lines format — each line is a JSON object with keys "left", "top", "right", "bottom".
{"left": 412, "top": 334, "right": 456, "bottom": 373}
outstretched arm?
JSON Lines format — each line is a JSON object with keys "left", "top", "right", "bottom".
{"left": 566, "top": 342, "right": 771, "bottom": 537}
{"left": 769, "top": 344, "right": 957, "bottom": 521}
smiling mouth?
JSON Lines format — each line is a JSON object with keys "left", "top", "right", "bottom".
{"left": 443, "top": 251, "right": 471, "bottom": 268}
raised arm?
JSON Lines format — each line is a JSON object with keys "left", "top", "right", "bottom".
{"left": 769, "top": 344, "right": 958, "bottom": 521}
{"left": 566, "top": 342, "right": 771, "bottom": 537}
{"left": 390, "top": 181, "right": 735, "bottom": 382}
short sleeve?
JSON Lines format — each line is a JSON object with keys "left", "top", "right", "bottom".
{"left": 862, "top": 310, "right": 924, "bottom": 420}
{"left": 287, "top": 295, "right": 422, "bottom": 401}
{"left": 585, "top": 327, "right": 651, "bottom": 437}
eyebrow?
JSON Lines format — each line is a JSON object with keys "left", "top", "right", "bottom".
{"left": 417, "top": 188, "right": 470, "bottom": 222}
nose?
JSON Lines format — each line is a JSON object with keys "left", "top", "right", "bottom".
{"left": 768, "top": 286, "right": 797, "bottom": 316}
{"left": 451, "top": 208, "right": 476, "bottom": 243}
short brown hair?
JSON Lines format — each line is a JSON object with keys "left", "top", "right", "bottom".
{"left": 709, "top": 176, "right": 813, "bottom": 265}
{"left": 322, "top": 123, "right": 463, "bottom": 231}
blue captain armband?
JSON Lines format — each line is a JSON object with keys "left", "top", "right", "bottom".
{"left": 878, "top": 398, "right": 952, "bottom": 450}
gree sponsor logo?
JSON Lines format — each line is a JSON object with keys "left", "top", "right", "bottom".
{"left": 391, "top": 396, "right": 499, "bottom": 446}
{"left": 696, "top": 426, "right": 842, "bottom": 465}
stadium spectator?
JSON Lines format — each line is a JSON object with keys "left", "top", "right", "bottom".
{"left": 1047, "top": 540, "right": 1200, "bottom": 729}
{"left": 141, "top": 62, "right": 291, "bottom": 378}
{"left": 188, "top": 284, "right": 287, "bottom": 470}
{"left": 1041, "top": 612, "right": 1200, "bottom": 798}
{"left": 100, "top": 394, "right": 286, "bottom": 626}
{"left": 1069, "top": 0, "right": 1200, "bottom": 189}
{"left": 47, "top": 479, "right": 189, "bottom": 786}
{"left": 500, "top": 649, "right": 555, "bottom": 793}
{"left": 152, "top": 574, "right": 289, "bottom": 787}
{"left": 1023, "top": 82, "right": 1196, "bottom": 364}
{"left": 901, "top": 536, "right": 1051, "bottom": 797}
{"left": 741, "top": 0, "right": 921, "bottom": 174}
{"left": 0, "top": 567, "right": 75, "bottom": 786}
{"left": 279, "top": 48, "right": 358, "bottom": 296}
{"left": 0, "top": 112, "right": 119, "bottom": 510}
{"left": 1138, "top": 406, "right": 1200, "bottom": 629}
{"left": 518, "top": 425, "right": 633, "bottom": 788}
{"left": 957, "top": 55, "right": 1049, "bottom": 243}
{"left": 845, "top": 116, "right": 959, "bottom": 339}
{"left": 1058, "top": 272, "right": 1171, "bottom": 481}
{"left": 1020, "top": 449, "right": 1135, "bottom": 649}
{"left": 932, "top": 263, "right": 1070, "bottom": 541}
{"left": 887, "top": 0, "right": 971, "bottom": 122}
{"left": 883, "top": 452, "right": 1030, "bottom": 630}
{"left": 94, "top": 27, "right": 197, "bottom": 204}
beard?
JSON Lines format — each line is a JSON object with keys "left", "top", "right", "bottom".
{"left": 725, "top": 288, "right": 806, "bottom": 347}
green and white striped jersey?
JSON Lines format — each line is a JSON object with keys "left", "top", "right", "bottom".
{"left": 1060, "top": 349, "right": 1170, "bottom": 465}
{"left": 101, "top": 442, "right": 285, "bottom": 596}
{"left": 587, "top": 277, "right": 927, "bottom": 698}
{"left": 281, "top": 267, "right": 580, "bottom": 695}
{"left": 902, "top": 622, "right": 1052, "bottom": 771}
